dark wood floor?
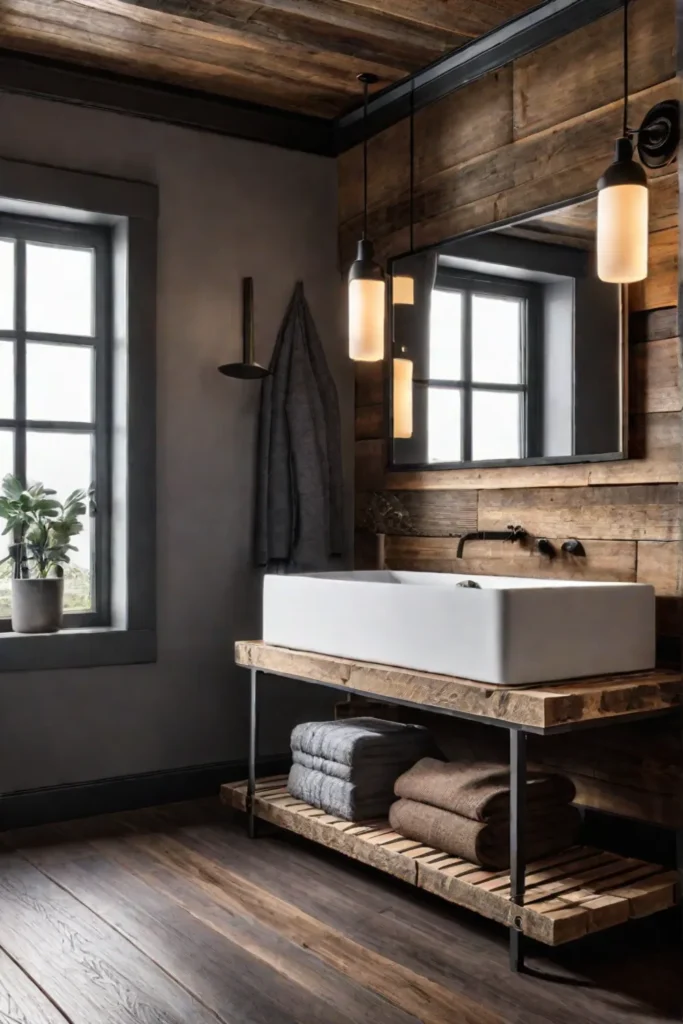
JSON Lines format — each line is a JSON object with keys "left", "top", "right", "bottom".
{"left": 0, "top": 799, "right": 680, "bottom": 1024}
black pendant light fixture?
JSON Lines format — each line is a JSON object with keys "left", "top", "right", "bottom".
{"left": 392, "top": 79, "right": 416, "bottom": 307}
{"left": 597, "top": 0, "right": 679, "bottom": 283}
{"left": 348, "top": 72, "right": 386, "bottom": 362}
{"left": 218, "top": 277, "right": 269, "bottom": 379}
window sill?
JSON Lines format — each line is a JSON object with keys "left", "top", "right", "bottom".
{"left": 0, "top": 627, "right": 156, "bottom": 673}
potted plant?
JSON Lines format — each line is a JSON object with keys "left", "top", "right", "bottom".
{"left": 0, "top": 474, "right": 88, "bottom": 633}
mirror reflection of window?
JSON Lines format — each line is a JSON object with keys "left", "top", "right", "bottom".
{"left": 429, "top": 288, "right": 462, "bottom": 379}
{"left": 471, "top": 294, "right": 522, "bottom": 384}
{"left": 426, "top": 277, "right": 529, "bottom": 463}
{"left": 428, "top": 388, "right": 462, "bottom": 463}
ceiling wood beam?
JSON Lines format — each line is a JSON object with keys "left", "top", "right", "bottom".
{"left": 122, "top": 0, "right": 469, "bottom": 70}
{"left": 324, "top": 0, "right": 540, "bottom": 37}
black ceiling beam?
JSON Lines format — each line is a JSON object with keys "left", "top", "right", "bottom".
{"left": 0, "top": 50, "right": 336, "bottom": 158}
{"left": 0, "top": 0, "right": 623, "bottom": 158}
{"left": 335, "top": 0, "right": 624, "bottom": 152}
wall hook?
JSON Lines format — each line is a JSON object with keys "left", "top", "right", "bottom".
{"left": 562, "top": 539, "right": 586, "bottom": 557}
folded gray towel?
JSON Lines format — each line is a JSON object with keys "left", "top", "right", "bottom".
{"left": 292, "top": 747, "right": 429, "bottom": 787}
{"left": 292, "top": 749, "right": 354, "bottom": 781}
{"left": 291, "top": 718, "right": 433, "bottom": 766}
{"left": 287, "top": 763, "right": 396, "bottom": 821}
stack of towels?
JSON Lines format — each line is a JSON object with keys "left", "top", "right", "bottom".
{"left": 390, "top": 758, "right": 581, "bottom": 870}
{"left": 288, "top": 717, "right": 435, "bottom": 821}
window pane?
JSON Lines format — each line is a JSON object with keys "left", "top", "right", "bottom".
{"left": 27, "top": 431, "right": 93, "bottom": 612}
{"left": 472, "top": 391, "right": 523, "bottom": 461}
{"left": 0, "top": 340, "right": 14, "bottom": 418}
{"left": 27, "top": 343, "right": 94, "bottom": 423}
{"left": 26, "top": 244, "right": 94, "bottom": 337}
{"left": 429, "top": 289, "right": 463, "bottom": 380}
{"left": 0, "top": 240, "right": 14, "bottom": 330}
{"left": 428, "top": 388, "right": 462, "bottom": 463}
{"left": 0, "top": 429, "right": 13, "bottom": 619}
{"left": 472, "top": 294, "right": 523, "bottom": 385}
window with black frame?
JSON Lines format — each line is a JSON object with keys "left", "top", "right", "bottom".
{"left": 426, "top": 269, "right": 540, "bottom": 465}
{"left": 0, "top": 215, "right": 111, "bottom": 628}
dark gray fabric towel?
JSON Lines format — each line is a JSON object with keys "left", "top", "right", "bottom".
{"left": 287, "top": 763, "right": 395, "bottom": 821}
{"left": 255, "top": 282, "right": 344, "bottom": 572}
{"left": 292, "top": 748, "right": 428, "bottom": 790}
{"left": 291, "top": 717, "right": 434, "bottom": 767}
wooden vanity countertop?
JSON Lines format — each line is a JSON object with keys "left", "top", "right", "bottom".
{"left": 235, "top": 640, "right": 683, "bottom": 733}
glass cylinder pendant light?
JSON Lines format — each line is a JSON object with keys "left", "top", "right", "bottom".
{"left": 349, "top": 73, "right": 386, "bottom": 362}
{"left": 393, "top": 352, "right": 413, "bottom": 438}
{"left": 597, "top": 0, "right": 649, "bottom": 283}
{"left": 392, "top": 80, "right": 416, "bottom": 306}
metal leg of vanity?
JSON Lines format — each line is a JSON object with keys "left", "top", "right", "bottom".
{"left": 247, "top": 667, "right": 259, "bottom": 840}
{"left": 509, "top": 729, "right": 528, "bottom": 972}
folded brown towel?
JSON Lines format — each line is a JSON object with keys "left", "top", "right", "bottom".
{"left": 389, "top": 799, "right": 582, "bottom": 870}
{"left": 395, "top": 757, "right": 576, "bottom": 821}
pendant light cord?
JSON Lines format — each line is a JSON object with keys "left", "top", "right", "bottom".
{"left": 623, "top": 0, "right": 629, "bottom": 137}
{"left": 363, "top": 77, "right": 369, "bottom": 240}
{"left": 409, "top": 79, "right": 415, "bottom": 254}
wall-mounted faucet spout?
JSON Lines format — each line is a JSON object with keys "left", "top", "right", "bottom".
{"left": 456, "top": 525, "right": 528, "bottom": 559}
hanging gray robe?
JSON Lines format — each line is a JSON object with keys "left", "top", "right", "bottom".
{"left": 255, "top": 282, "right": 344, "bottom": 571}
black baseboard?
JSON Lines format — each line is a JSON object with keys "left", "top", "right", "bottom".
{"left": 1, "top": 755, "right": 291, "bottom": 832}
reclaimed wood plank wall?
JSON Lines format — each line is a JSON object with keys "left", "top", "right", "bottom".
{"left": 338, "top": 0, "right": 683, "bottom": 826}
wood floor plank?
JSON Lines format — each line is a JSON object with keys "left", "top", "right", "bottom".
{"left": 100, "top": 830, "right": 506, "bottom": 1024}
{"left": 13, "top": 841, "right": 417, "bottom": 1024}
{"left": 0, "top": 850, "right": 228, "bottom": 1024}
{"left": 0, "top": 948, "right": 71, "bottom": 1024}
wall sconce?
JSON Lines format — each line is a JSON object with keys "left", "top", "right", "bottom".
{"left": 218, "top": 277, "right": 269, "bottom": 380}
{"left": 349, "top": 72, "right": 386, "bottom": 362}
{"left": 596, "top": 0, "right": 679, "bottom": 284}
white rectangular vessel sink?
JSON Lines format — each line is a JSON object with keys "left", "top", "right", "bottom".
{"left": 263, "top": 570, "right": 656, "bottom": 686}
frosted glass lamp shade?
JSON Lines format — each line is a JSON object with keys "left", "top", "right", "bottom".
{"left": 393, "top": 357, "right": 413, "bottom": 438}
{"left": 392, "top": 274, "right": 415, "bottom": 305}
{"left": 597, "top": 184, "right": 649, "bottom": 283}
{"left": 597, "top": 138, "right": 649, "bottom": 284}
{"left": 348, "top": 239, "right": 386, "bottom": 361}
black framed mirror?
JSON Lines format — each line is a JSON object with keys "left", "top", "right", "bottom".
{"left": 390, "top": 194, "right": 627, "bottom": 471}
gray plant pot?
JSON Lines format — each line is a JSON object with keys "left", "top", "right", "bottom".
{"left": 12, "top": 577, "right": 64, "bottom": 634}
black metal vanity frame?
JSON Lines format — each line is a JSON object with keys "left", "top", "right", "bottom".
{"left": 244, "top": 663, "right": 682, "bottom": 974}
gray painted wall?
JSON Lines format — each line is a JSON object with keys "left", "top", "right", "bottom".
{"left": 0, "top": 93, "right": 350, "bottom": 794}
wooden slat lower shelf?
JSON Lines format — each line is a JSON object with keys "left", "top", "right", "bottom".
{"left": 221, "top": 776, "right": 678, "bottom": 947}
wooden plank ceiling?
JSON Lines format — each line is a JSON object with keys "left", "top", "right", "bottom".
{"left": 0, "top": 0, "right": 542, "bottom": 117}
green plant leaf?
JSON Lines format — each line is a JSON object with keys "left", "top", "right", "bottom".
{"left": 2, "top": 474, "right": 23, "bottom": 500}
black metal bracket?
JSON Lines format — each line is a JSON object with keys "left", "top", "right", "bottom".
{"left": 633, "top": 100, "right": 680, "bottom": 169}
